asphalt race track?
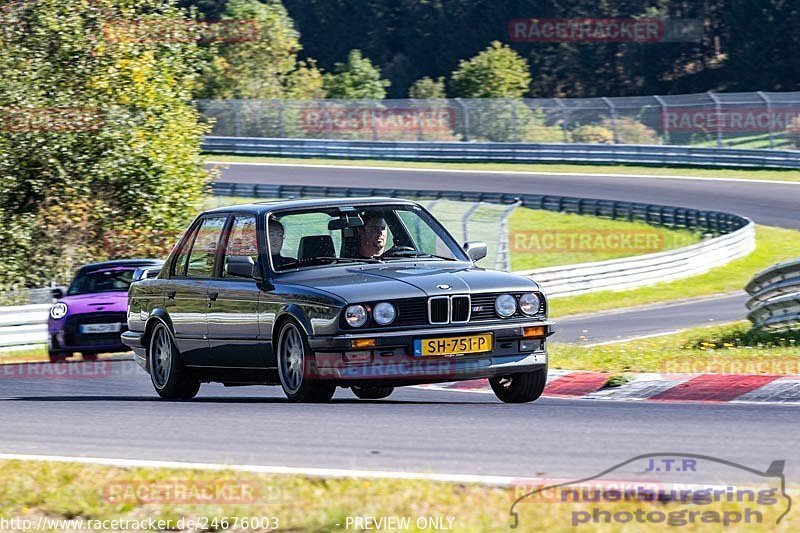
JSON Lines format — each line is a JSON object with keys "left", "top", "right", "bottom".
{"left": 0, "top": 360, "right": 799, "bottom": 483}
{"left": 210, "top": 162, "right": 800, "bottom": 229}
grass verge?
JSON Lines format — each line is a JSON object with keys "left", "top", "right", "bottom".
{"left": 549, "top": 225, "right": 800, "bottom": 317}
{"left": 551, "top": 321, "right": 800, "bottom": 374}
{"left": 0, "top": 460, "right": 795, "bottom": 532}
{"left": 204, "top": 155, "right": 800, "bottom": 183}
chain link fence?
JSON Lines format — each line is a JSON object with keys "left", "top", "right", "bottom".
{"left": 197, "top": 92, "right": 800, "bottom": 151}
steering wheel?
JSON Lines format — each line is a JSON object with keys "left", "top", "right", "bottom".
{"left": 381, "top": 245, "right": 416, "bottom": 257}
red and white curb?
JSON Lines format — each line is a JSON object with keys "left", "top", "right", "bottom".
{"left": 415, "top": 370, "right": 800, "bottom": 404}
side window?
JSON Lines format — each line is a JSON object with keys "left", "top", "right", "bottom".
{"left": 171, "top": 225, "right": 200, "bottom": 277}
{"left": 223, "top": 215, "right": 259, "bottom": 278}
{"left": 186, "top": 216, "right": 227, "bottom": 278}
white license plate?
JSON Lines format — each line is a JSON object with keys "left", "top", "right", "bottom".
{"left": 79, "top": 323, "right": 121, "bottom": 334}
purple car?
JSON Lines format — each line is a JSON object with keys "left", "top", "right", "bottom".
{"left": 48, "top": 259, "right": 163, "bottom": 362}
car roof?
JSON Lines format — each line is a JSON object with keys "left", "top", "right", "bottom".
{"left": 77, "top": 259, "right": 164, "bottom": 273}
{"left": 203, "top": 196, "right": 421, "bottom": 215}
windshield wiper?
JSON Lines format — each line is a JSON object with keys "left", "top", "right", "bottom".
{"left": 299, "top": 256, "right": 383, "bottom": 266}
{"left": 382, "top": 250, "right": 457, "bottom": 261}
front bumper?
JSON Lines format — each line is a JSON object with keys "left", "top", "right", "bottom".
{"left": 308, "top": 320, "right": 554, "bottom": 386}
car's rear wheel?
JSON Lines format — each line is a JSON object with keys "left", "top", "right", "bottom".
{"left": 351, "top": 385, "right": 394, "bottom": 400}
{"left": 48, "top": 351, "right": 69, "bottom": 363}
{"left": 148, "top": 322, "right": 200, "bottom": 400}
{"left": 489, "top": 367, "right": 547, "bottom": 403}
{"left": 277, "top": 320, "right": 335, "bottom": 403}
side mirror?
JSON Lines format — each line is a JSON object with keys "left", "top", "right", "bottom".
{"left": 51, "top": 287, "right": 64, "bottom": 299}
{"left": 226, "top": 256, "right": 256, "bottom": 279}
{"left": 463, "top": 241, "right": 487, "bottom": 262}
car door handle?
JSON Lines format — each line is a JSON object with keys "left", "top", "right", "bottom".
{"left": 166, "top": 290, "right": 176, "bottom": 300}
{"left": 208, "top": 291, "right": 219, "bottom": 301}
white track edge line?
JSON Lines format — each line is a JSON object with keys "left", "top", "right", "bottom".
{"left": 0, "top": 453, "right": 519, "bottom": 486}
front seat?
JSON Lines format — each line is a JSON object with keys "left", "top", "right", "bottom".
{"left": 298, "top": 235, "right": 336, "bottom": 261}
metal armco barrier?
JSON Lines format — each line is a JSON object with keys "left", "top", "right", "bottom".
{"left": 212, "top": 182, "right": 755, "bottom": 297}
{"left": 0, "top": 304, "right": 49, "bottom": 348}
{"left": 746, "top": 259, "right": 800, "bottom": 331}
{"left": 202, "top": 137, "right": 800, "bottom": 169}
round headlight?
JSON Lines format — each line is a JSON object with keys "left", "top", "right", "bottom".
{"left": 372, "top": 302, "right": 396, "bottom": 325}
{"left": 495, "top": 294, "right": 517, "bottom": 318}
{"left": 345, "top": 304, "right": 368, "bottom": 327}
{"left": 519, "top": 292, "right": 541, "bottom": 316}
{"left": 50, "top": 302, "right": 68, "bottom": 320}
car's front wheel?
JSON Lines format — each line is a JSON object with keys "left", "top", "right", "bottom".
{"left": 277, "top": 320, "right": 335, "bottom": 403}
{"left": 489, "top": 367, "right": 547, "bottom": 403}
{"left": 148, "top": 322, "right": 200, "bottom": 400}
{"left": 351, "top": 385, "right": 394, "bottom": 400}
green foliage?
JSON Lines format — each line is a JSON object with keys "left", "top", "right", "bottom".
{"left": 408, "top": 77, "right": 446, "bottom": 99}
{"left": 571, "top": 124, "right": 615, "bottom": 144}
{"left": 0, "top": 0, "right": 210, "bottom": 287}
{"left": 323, "top": 49, "right": 390, "bottom": 99}
{"left": 196, "top": 0, "right": 322, "bottom": 99}
{"left": 450, "top": 42, "right": 531, "bottom": 98}
{"left": 605, "top": 117, "right": 661, "bottom": 145}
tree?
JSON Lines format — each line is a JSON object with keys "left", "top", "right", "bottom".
{"left": 197, "top": 0, "right": 323, "bottom": 99}
{"left": 323, "top": 49, "right": 390, "bottom": 99}
{"left": 0, "top": 0, "right": 210, "bottom": 288}
{"left": 408, "top": 77, "right": 446, "bottom": 99}
{"left": 450, "top": 41, "right": 531, "bottom": 98}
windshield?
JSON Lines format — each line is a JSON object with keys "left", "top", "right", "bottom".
{"left": 268, "top": 204, "right": 467, "bottom": 271}
{"left": 67, "top": 267, "right": 136, "bottom": 296}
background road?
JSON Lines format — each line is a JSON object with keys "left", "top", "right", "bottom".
{"left": 0, "top": 361, "right": 797, "bottom": 483}
{"left": 210, "top": 162, "right": 800, "bottom": 229}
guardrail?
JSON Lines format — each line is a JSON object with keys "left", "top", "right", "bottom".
{"left": 746, "top": 259, "right": 800, "bottom": 331}
{"left": 212, "top": 182, "right": 755, "bottom": 297}
{"left": 0, "top": 304, "right": 49, "bottom": 348}
{"left": 202, "top": 137, "right": 800, "bottom": 169}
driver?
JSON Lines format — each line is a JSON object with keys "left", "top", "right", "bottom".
{"left": 355, "top": 211, "right": 388, "bottom": 259}
{"left": 268, "top": 219, "right": 294, "bottom": 268}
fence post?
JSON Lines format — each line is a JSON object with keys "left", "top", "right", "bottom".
{"left": 653, "top": 95, "right": 670, "bottom": 145}
{"left": 757, "top": 91, "right": 775, "bottom": 149}
{"left": 707, "top": 91, "right": 724, "bottom": 148}
{"left": 495, "top": 201, "right": 522, "bottom": 271}
{"left": 277, "top": 99, "right": 286, "bottom": 138}
{"left": 510, "top": 99, "right": 519, "bottom": 142}
{"left": 602, "top": 97, "right": 618, "bottom": 144}
{"left": 455, "top": 98, "right": 470, "bottom": 141}
{"left": 462, "top": 202, "right": 483, "bottom": 242}
{"left": 233, "top": 99, "right": 242, "bottom": 137}
{"left": 554, "top": 98, "right": 569, "bottom": 142}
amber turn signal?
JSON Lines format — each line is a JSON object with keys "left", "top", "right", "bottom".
{"left": 523, "top": 326, "right": 546, "bottom": 338}
{"left": 350, "top": 338, "right": 377, "bottom": 348}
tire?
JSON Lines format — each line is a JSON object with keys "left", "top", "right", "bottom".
{"left": 48, "top": 351, "right": 68, "bottom": 363}
{"left": 351, "top": 385, "right": 394, "bottom": 400}
{"left": 148, "top": 322, "right": 200, "bottom": 400}
{"left": 489, "top": 366, "right": 548, "bottom": 403}
{"left": 276, "top": 320, "right": 335, "bottom": 403}
{"left": 82, "top": 352, "right": 98, "bottom": 361}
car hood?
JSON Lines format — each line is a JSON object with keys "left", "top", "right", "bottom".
{"left": 278, "top": 262, "right": 540, "bottom": 302}
{"left": 57, "top": 291, "right": 128, "bottom": 315}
